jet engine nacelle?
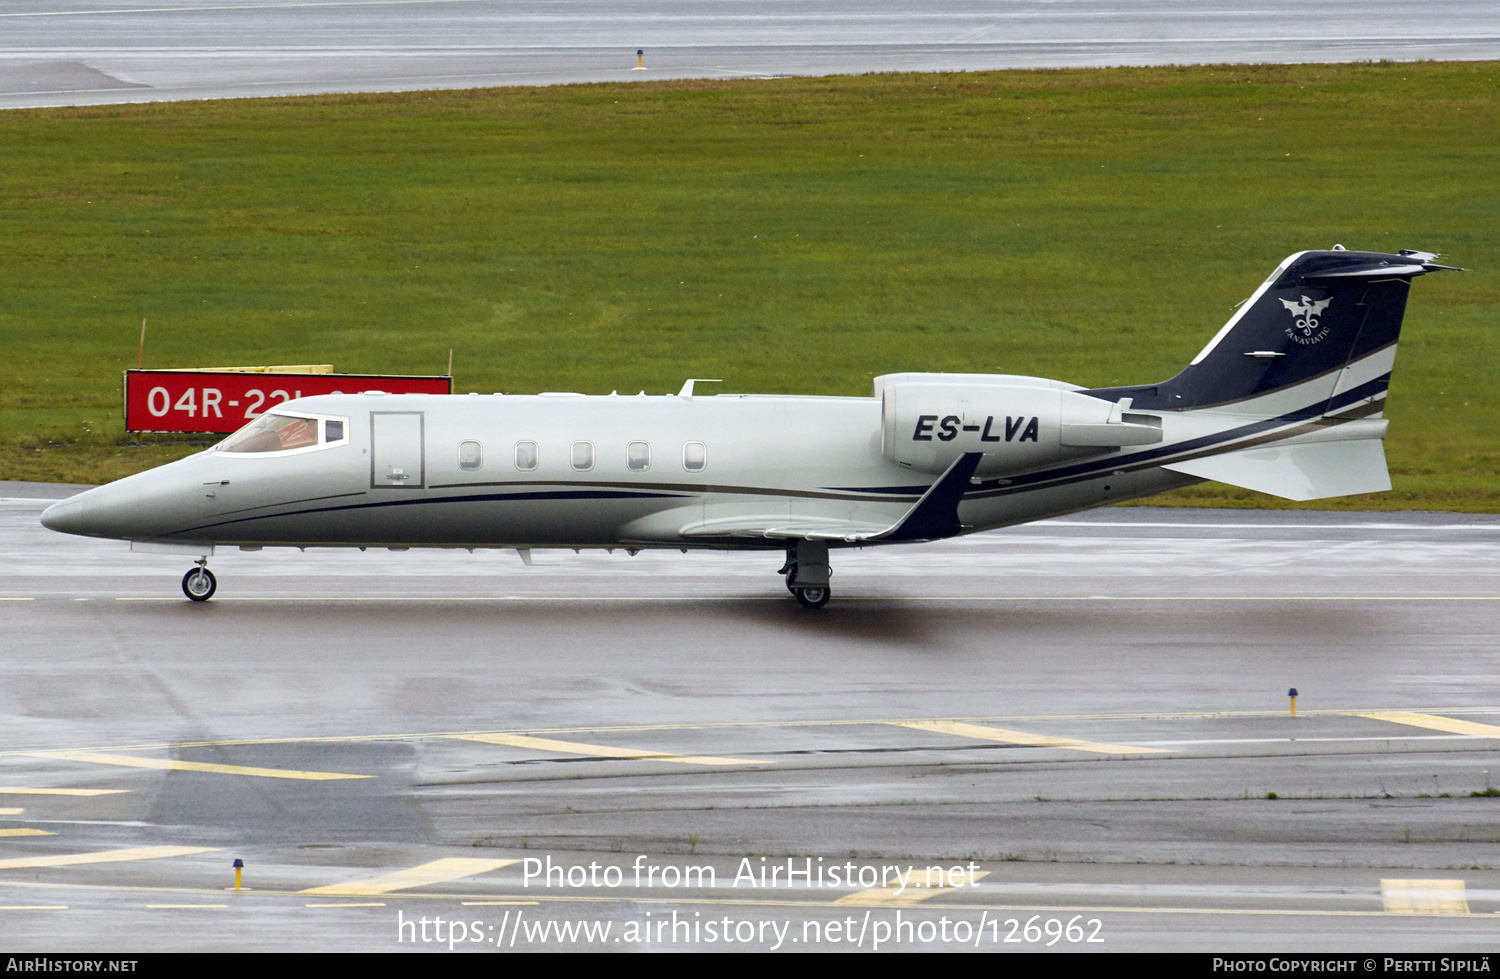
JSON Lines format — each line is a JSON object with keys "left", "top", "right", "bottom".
{"left": 875, "top": 373, "right": 1163, "bottom": 476}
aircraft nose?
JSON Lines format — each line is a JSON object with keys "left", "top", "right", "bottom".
{"left": 40, "top": 497, "right": 85, "bottom": 535}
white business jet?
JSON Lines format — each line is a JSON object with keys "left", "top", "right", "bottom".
{"left": 41, "top": 247, "right": 1457, "bottom": 606}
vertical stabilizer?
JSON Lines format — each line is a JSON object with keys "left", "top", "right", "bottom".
{"left": 1086, "top": 248, "right": 1457, "bottom": 416}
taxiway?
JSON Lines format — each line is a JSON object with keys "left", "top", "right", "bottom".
{"left": 2, "top": 482, "right": 1498, "bottom": 950}
{"left": 2, "top": 0, "right": 1498, "bottom": 110}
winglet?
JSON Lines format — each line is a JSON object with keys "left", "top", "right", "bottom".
{"left": 878, "top": 452, "right": 983, "bottom": 542}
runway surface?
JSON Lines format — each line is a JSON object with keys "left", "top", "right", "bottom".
{"left": 2, "top": 0, "right": 1498, "bottom": 110}
{"left": 3, "top": 481, "right": 1499, "bottom": 951}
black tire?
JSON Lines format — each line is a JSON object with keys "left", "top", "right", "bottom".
{"left": 793, "top": 586, "right": 830, "bottom": 609}
{"left": 182, "top": 567, "right": 217, "bottom": 602}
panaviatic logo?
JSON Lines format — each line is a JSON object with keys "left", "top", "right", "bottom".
{"left": 1280, "top": 295, "right": 1333, "bottom": 345}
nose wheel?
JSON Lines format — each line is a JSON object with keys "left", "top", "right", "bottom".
{"left": 791, "top": 585, "right": 830, "bottom": 608}
{"left": 182, "top": 563, "right": 217, "bottom": 602}
{"left": 780, "top": 540, "right": 832, "bottom": 608}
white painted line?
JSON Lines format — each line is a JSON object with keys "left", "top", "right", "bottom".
{"left": 0, "top": 788, "right": 128, "bottom": 796}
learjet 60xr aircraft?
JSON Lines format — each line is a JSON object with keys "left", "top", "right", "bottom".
{"left": 42, "top": 247, "right": 1456, "bottom": 606}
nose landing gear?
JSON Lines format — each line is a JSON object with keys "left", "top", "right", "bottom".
{"left": 182, "top": 559, "right": 217, "bottom": 602}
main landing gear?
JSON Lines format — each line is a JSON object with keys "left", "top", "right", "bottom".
{"left": 779, "top": 539, "right": 831, "bottom": 608}
{"left": 182, "top": 559, "right": 217, "bottom": 602}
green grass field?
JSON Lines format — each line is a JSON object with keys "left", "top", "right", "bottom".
{"left": 2, "top": 62, "right": 1496, "bottom": 508}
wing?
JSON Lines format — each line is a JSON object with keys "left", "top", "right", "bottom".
{"left": 678, "top": 452, "right": 985, "bottom": 543}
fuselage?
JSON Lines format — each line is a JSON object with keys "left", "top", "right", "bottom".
{"left": 40, "top": 388, "right": 1200, "bottom": 550}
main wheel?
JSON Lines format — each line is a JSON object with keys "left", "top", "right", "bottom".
{"left": 792, "top": 585, "right": 830, "bottom": 609}
{"left": 182, "top": 567, "right": 217, "bottom": 602}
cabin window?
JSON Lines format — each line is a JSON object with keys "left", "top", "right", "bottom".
{"left": 458, "top": 440, "right": 482, "bottom": 470}
{"left": 571, "top": 441, "right": 595, "bottom": 472}
{"left": 627, "top": 441, "right": 650, "bottom": 472}
{"left": 515, "top": 441, "right": 538, "bottom": 471}
{"left": 325, "top": 419, "right": 345, "bottom": 443}
{"left": 220, "top": 413, "right": 321, "bottom": 453}
{"left": 683, "top": 441, "right": 706, "bottom": 472}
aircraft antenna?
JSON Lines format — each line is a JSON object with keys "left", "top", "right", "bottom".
{"left": 678, "top": 378, "right": 723, "bottom": 398}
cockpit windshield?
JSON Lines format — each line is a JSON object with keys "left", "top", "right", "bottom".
{"left": 219, "top": 413, "right": 329, "bottom": 453}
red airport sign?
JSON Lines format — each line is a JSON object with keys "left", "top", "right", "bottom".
{"left": 124, "top": 370, "right": 452, "bottom": 433}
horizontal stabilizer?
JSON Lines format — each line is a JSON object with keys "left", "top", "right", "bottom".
{"left": 1163, "top": 439, "right": 1391, "bottom": 501}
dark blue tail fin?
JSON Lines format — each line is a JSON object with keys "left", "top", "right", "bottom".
{"left": 1087, "top": 247, "right": 1457, "bottom": 413}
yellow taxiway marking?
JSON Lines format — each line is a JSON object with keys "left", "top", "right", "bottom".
{"left": 835, "top": 868, "right": 990, "bottom": 906}
{"left": 148, "top": 904, "right": 226, "bottom": 909}
{"left": 0, "top": 846, "right": 217, "bottom": 870}
{"left": 306, "top": 902, "right": 387, "bottom": 908}
{"left": 0, "top": 788, "right": 127, "bottom": 796}
{"left": 0, "top": 829, "right": 53, "bottom": 837}
{"left": 456, "top": 733, "right": 762, "bottom": 766}
{"left": 27, "top": 751, "right": 372, "bottom": 781}
{"left": 1351, "top": 711, "right": 1500, "bottom": 739}
{"left": 1380, "top": 879, "right": 1469, "bottom": 914}
{"left": 463, "top": 901, "right": 539, "bottom": 906}
{"left": 301, "top": 858, "right": 520, "bottom": 897}
{"left": 891, "top": 720, "right": 1172, "bottom": 755}
{"left": 0, "top": 809, "right": 23, "bottom": 815}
